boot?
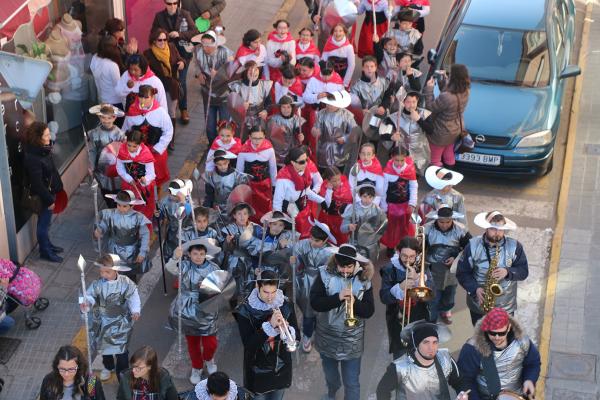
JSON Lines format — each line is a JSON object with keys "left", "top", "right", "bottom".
{"left": 169, "top": 118, "right": 176, "bottom": 152}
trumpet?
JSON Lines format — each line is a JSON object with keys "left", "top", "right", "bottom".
{"left": 274, "top": 308, "right": 297, "bottom": 352}
{"left": 344, "top": 272, "right": 359, "bottom": 328}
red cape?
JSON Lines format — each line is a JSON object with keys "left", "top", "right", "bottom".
{"left": 268, "top": 31, "right": 295, "bottom": 43}
{"left": 315, "top": 70, "right": 344, "bottom": 85}
{"left": 278, "top": 76, "right": 304, "bottom": 97}
{"left": 319, "top": 175, "right": 353, "bottom": 204}
{"left": 126, "top": 97, "right": 161, "bottom": 117}
{"left": 131, "top": 68, "right": 156, "bottom": 82}
{"left": 322, "top": 36, "right": 351, "bottom": 53}
{"left": 358, "top": 158, "right": 383, "bottom": 175}
{"left": 296, "top": 40, "right": 320, "bottom": 58}
{"left": 117, "top": 142, "right": 155, "bottom": 163}
{"left": 383, "top": 157, "right": 416, "bottom": 180}
{"left": 240, "top": 138, "right": 274, "bottom": 153}
{"left": 277, "top": 164, "right": 313, "bottom": 191}
{"left": 235, "top": 44, "right": 260, "bottom": 60}
{"left": 210, "top": 137, "right": 242, "bottom": 154}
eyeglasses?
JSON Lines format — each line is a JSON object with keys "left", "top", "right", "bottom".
{"left": 293, "top": 158, "right": 307, "bottom": 165}
{"left": 486, "top": 328, "right": 509, "bottom": 337}
{"left": 58, "top": 367, "right": 78, "bottom": 374}
{"left": 132, "top": 365, "right": 148, "bottom": 372}
{"left": 156, "top": 38, "right": 168, "bottom": 42}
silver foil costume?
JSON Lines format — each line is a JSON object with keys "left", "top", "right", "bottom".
{"left": 386, "top": 29, "right": 421, "bottom": 54}
{"left": 341, "top": 203, "right": 388, "bottom": 259}
{"left": 203, "top": 169, "right": 250, "bottom": 212}
{"left": 387, "top": 110, "right": 431, "bottom": 175}
{"left": 465, "top": 236, "right": 519, "bottom": 315}
{"left": 228, "top": 79, "right": 273, "bottom": 128}
{"left": 293, "top": 240, "right": 336, "bottom": 319}
{"left": 420, "top": 189, "right": 468, "bottom": 227}
{"left": 196, "top": 45, "right": 234, "bottom": 106}
{"left": 168, "top": 259, "right": 220, "bottom": 335}
{"left": 424, "top": 221, "right": 468, "bottom": 290}
{"left": 245, "top": 229, "right": 295, "bottom": 280}
{"left": 266, "top": 114, "right": 305, "bottom": 167}
{"left": 314, "top": 108, "right": 357, "bottom": 169}
{"left": 96, "top": 209, "right": 151, "bottom": 274}
{"left": 393, "top": 349, "right": 456, "bottom": 400}
{"left": 86, "top": 274, "right": 139, "bottom": 355}
{"left": 314, "top": 266, "right": 371, "bottom": 360}
{"left": 158, "top": 197, "right": 192, "bottom": 262}
{"left": 350, "top": 76, "right": 390, "bottom": 109}
{"left": 87, "top": 125, "right": 124, "bottom": 191}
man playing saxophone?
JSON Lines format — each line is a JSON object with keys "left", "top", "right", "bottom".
{"left": 456, "top": 211, "right": 529, "bottom": 325}
{"left": 310, "top": 244, "right": 375, "bottom": 400}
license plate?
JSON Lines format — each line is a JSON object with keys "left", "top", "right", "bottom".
{"left": 456, "top": 152, "right": 502, "bottom": 166}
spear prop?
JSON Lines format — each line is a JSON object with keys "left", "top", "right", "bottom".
{"left": 154, "top": 184, "right": 167, "bottom": 295}
{"left": 91, "top": 180, "right": 102, "bottom": 255}
{"left": 175, "top": 205, "right": 186, "bottom": 360}
{"left": 77, "top": 255, "right": 93, "bottom": 371}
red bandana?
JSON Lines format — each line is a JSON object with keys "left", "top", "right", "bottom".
{"left": 296, "top": 40, "right": 320, "bottom": 58}
{"left": 240, "top": 138, "right": 273, "bottom": 153}
{"left": 277, "top": 164, "right": 313, "bottom": 191}
{"left": 383, "top": 157, "right": 416, "bottom": 180}
{"left": 130, "top": 68, "right": 156, "bottom": 82}
{"left": 235, "top": 44, "right": 260, "bottom": 60}
{"left": 210, "top": 137, "right": 242, "bottom": 154}
{"left": 480, "top": 307, "right": 510, "bottom": 331}
{"left": 117, "top": 142, "right": 155, "bottom": 163}
{"left": 268, "top": 31, "right": 295, "bottom": 43}
{"left": 126, "top": 96, "right": 161, "bottom": 117}
{"left": 322, "top": 36, "right": 351, "bottom": 53}
{"left": 358, "top": 158, "right": 383, "bottom": 175}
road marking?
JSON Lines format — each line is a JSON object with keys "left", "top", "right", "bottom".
{"left": 536, "top": 1, "right": 594, "bottom": 398}
{"left": 464, "top": 195, "right": 554, "bottom": 222}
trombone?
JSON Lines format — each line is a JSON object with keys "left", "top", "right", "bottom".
{"left": 344, "top": 272, "right": 359, "bottom": 328}
{"left": 274, "top": 308, "right": 297, "bottom": 352}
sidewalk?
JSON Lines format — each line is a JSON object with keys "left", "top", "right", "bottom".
{"left": 543, "top": 2, "right": 600, "bottom": 399}
{"left": 0, "top": 1, "right": 288, "bottom": 398}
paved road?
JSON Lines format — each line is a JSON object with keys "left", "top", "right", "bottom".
{"left": 112, "top": 2, "right": 588, "bottom": 400}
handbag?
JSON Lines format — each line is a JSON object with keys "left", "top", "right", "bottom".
{"left": 23, "top": 185, "right": 43, "bottom": 214}
{"left": 453, "top": 94, "right": 474, "bottom": 154}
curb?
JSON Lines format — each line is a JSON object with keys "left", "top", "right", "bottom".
{"left": 536, "top": 1, "right": 594, "bottom": 398}
{"left": 70, "top": 0, "right": 301, "bottom": 367}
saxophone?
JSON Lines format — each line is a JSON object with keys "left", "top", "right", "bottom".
{"left": 482, "top": 242, "right": 504, "bottom": 313}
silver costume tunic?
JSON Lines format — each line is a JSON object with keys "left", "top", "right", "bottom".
{"left": 196, "top": 45, "right": 234, "bottom": 105}
{"left": 96, "top": 209, "right": 151, "bottom": 274}
{"left": 378, "top": 51, "right": 398, "bottom": 80}
{"left": 424, "top": 221, "right": 468, "bottom": 289}
{"left": 245, "top": 230, "right": 296, "bottom": 280}
{"left": 87, "top": 125, "right": 124, "bottom": 191}
{"left": 182, "top": 226, "right": 220, "bottom": 243}
{"left": 204, "top": 169, "right": 250, "bottom": 212}
{"left": 386, "top": 29, "right": 421, "bottom": 54}
{"left": 267, "top": 114, "right": 305, "bottom": 167}
{"left": 168, "top": 259, "right": 220, "bottom": 336}
{"left": 393, "top": 349, "right": 456, "bottom": 400}
{"left": 228, "top": 79, "right": 273, "bottom": 127}
{"left": 314, "top": 108, "right": 357, "bottom": 169}
{"left": 350, "top": 76, "right": 390, "bottom": 109}
{"left": 420, "top": 189, "right": 468, "bottom": 227}
{"left": 293, "top": 240, "right": 336, "bottom": 318}
{"left": 341, "top": 203, "right": 388, "bottom": 259}
{"left": 158, "top": 197, "right": 193, "bottom": 262}
{"left": 314, "top": 266, "right": 371, "bottom": 360}
{"left": 86, "top": 274, "right": 138, "bottom": 355}
{"left": 220, "top": 222, "right": 262, "bottom": 290}
{"left": 388, "top": 110, "right": 431, "bottom": 175}
{"left": 466, "top": 236, "right": 519, "bottom": 314}
{"left": 473, "top": 337, "right": 531, "bottom": 398}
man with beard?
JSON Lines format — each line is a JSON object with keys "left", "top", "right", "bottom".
{"left": 375, "top": 321, "right": 469, "bottom": 400}
{"left": 456, "top": 211, "right": 529, "bottom": 325}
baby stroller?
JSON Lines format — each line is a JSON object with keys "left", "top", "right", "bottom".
{"left": 0, "top": 259, "right": 49, "bottom": 329}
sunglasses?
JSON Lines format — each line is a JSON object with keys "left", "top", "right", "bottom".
{"left": 486, "top": 328, "right": 509, "bottom": 337}
{"left": 165, "top": 1, "right": 178, "bottom": 5}
{"left": 293, "top": 158, "right": 307, "bottom": 165}
{"left": 156, "top": 38, "right": 167, "bottom": 42}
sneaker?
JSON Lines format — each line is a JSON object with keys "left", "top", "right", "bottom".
{"left": 301, "top": 336, "right": 312, "bottom": 353}
{"left": 205, "top": 358, "right": 217, "bottom": 374}
{"left": 190, "top": 368, "right": 202, "bottom": 384}
{"left": 100, "top": 369, "right": 112, "bottom": 381}
{"left": 440, "top": 311, "right": 453, "bottom": 325}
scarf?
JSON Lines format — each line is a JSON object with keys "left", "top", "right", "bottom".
{"left": 322, "top": 36, "right": 351, "bottom": 53}
{"left": 315, "top": 70, "right": 344, "bottom": 85}
{"left": 358, "top": 158, "right": 383, "bottom": 175}
{"left": 235, "top": 44, "right": 260, "bottom": 60}
{"left": 296, "top": 40, "right": 320, "bottom": 57}
{"left": 126, "top": 96, "right": 161, "bottom": 117}
{"left": 384, "top": 157, "right": 416, "bottom": 180}
{"left": 277, "top": 164, "right": 313, "bottom": 191}
{"left": 117, "top": 142, "right": 155, "bottom": 163}
{"left": 129, "top": 68, "right": 155, "bottom": 82}
{"left": 151, "top": 44, "right": 172, "bottom": 77}
{"left": 240, "top": 138, "right": 273, "bottom": 153}
{"left": 268, "top": 31, "right": 294, "bottom": 43}
{"left": 210, "top": 137, "right": 242, "bottom": 154}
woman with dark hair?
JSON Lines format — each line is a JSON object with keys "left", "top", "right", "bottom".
{"left": 144, "top": 28, "right": 185, "bottom": 143}
{"left": 117, "top": 346, "right": 178, "bottom": 400}
{"left": 265, "top": 19, "right": 296, "bottom": 82}
{"left": 273, "top": 146, "right": 323, "bottom": 239}
{"left": 418, "top": 63, "right": 470, "bottom": 167}
{"left": 321, "top": 24, "right": 356, "bottom": 87}
{"left": 91, "top": 36, "right": 126, "bottom": 121}
{"left": 122, "top": 85, "right": 173, "bottom": 185}
{"left": 99, "top": 18, "right": 138, "bottom": 63}
{"left": 39, "top": 345, "right": 105, "bottom": 400}
{"left": 116, "top": 54, "right": 168, "bottom": 111}
{"left": 23, "top": 121, "right": 65, "bottom": 263}
{"left": 230, "top": 29, "right": 267, "bottom": 77}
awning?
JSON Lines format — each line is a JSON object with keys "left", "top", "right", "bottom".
{"left": 0, "top": 0, "right": 31, "bottom": 39}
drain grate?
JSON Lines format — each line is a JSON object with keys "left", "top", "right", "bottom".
{"left": 0, "top": 337, "right": 21, "bottom": 364}
{"left": 584, "top": 143, "right": 600, "bottom": 155}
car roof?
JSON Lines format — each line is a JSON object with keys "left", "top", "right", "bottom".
{"left": 462, "top": 0, "right": 548, "bottom": 31}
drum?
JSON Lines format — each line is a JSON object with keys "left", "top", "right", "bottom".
{"left": 97, "top": 141, "right": 121, "bottom": 177}
{"left": 497, "top": 390, "right": 527, "bottom": 400}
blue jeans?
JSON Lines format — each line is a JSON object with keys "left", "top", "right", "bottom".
{"left": 179, "top": 60, "right": 190, "bottom": 111}
{"left": 302, "top": 316, "right": 316, "bottom": 338}
{"left": 429, "top": 285, "right": 457, "bottom": 322}
{"left": 37, "top": 207, "right": 53, "bottom": 254}
{"left": 320, "top": 355, "right": 361, "bottom": 400}
{"left": 0, "top": 315, "right": 15, "bottom": 335}
{"left": 206, "top": 102, "right": 231, "bottom": 144}
{"left": 253, "top": 389, "right": 285, "bottom": 400}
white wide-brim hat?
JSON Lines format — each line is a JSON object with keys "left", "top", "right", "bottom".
{"left": 308, "top": 217, "right": 337, "bottom": 245}
{"left": 425, "top": 204, "right": 464, "bottom": 221}
{"left": 105, "top": 190, "right": 145, "bottom": 206}
{"left": 474, "top": 211, "right": 517, "bottom": 231}
{"left": 93, "top": 253, "right": 132, "bottom": 272}
{"left": 319, "top": 90, "right": 352, "bottom": 109}
{"left": 425, "top": 166, "right": 464, "bottom": 190}
{"left": 182, "top": 237, "right": 221, "bottom": 256}
{"left": 89, "top": 104, "right": 124, "bottom": 118}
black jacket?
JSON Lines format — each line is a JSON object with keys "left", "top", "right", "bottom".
{"left": 23, "top": 144, "right": 63, "bottom": 207}
{"left": 39, "top": 373, "right": 105, "bottom": 400}
{"left": 117, "top": 368, "right": 179, "bottom": 400}
{"left": 151, "top": 9, "right": 199, "bottom": 58}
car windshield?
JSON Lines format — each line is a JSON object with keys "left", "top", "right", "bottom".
{"left": 442, "top": 24, "right": 551, "bottom": 87}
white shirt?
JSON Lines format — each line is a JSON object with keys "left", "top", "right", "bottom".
{"left": 321, "top": 36, "right": 356, "bottom": 87}
{"left": 122, "top": 107, "right": 173, "bottom": 155}
{"left": 116, "top": 146, "right": 156, "bottom": 185}
{"left": 266, "top": 36, "right": 297, "bottom": 69}
{"left": 349, "top": 162, "right": 385, "bottom": 205}
{"left": 90, "top": 55, "right": 122, "bottom": 104}
{"left": 380, "top": 162, "right": 418, "bottom": 212}
{"left": 302, "top": 76, "right": 345, "bottom": 105}
{"left": 115, "top": 71, "right": 168, "bottom": 110}
{"left": 273, "top": 170, "right": 324, "bottom": 211}
{"left": 236, "top": 146, "right": 278, "bottom": 184}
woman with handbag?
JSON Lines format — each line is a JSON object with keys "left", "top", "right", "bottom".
{"left": 23, "top": 122, "right": 65, "bottom": 263}
{"left": 417, "top": 64, "right": 470, "bottom": 167}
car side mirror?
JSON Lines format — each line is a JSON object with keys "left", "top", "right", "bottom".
{"left": 427, "top": 49, "right": 437, "bottom": 65}
{"left": 560, "top": 65, "right": 581, "bottom": 79}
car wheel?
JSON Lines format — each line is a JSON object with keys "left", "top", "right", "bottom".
{"left": 543, "top": 154, "right": 554, "bottom": 176}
